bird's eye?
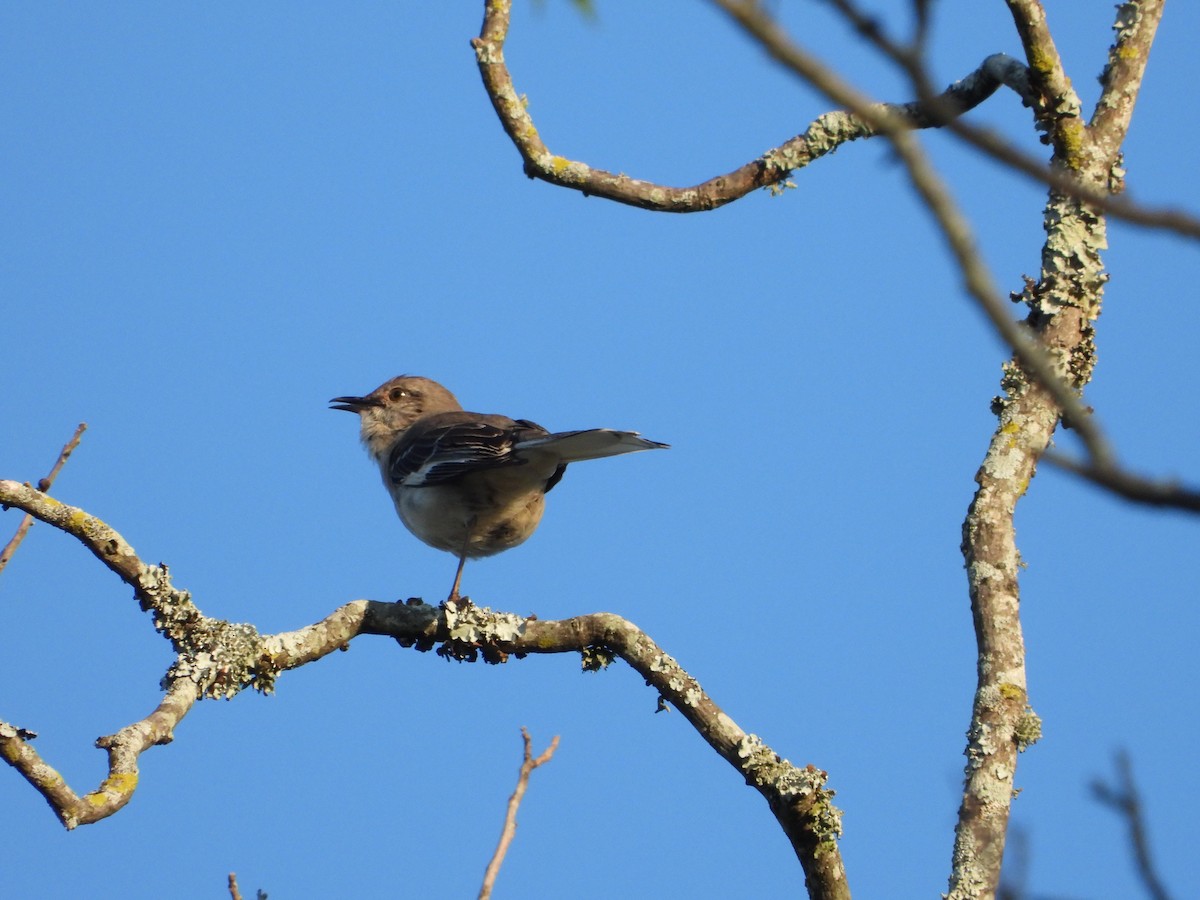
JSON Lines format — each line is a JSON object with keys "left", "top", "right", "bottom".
{"left": 389, "top": 387, "right": 411, "bottom": 402}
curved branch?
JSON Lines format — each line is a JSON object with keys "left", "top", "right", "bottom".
{"left": 273, "top": 599, "right": 849, "bottom": 896}
{"left": 1, "top": 678, "right": 199, "bottom": 829}
{"left": 473, "top": 1, "right": 1022, "bottom": 214}
{"left": 476, "top": 0, "right": 1200, "bottom": 241}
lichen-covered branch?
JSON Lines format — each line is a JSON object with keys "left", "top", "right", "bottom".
{"left": 275, "top": 600, "right": 849, "bottom": 897}
{"left": 472, "top": 0, "right": 1025, "bottom": 214}
{"left": 674, "top": 10, "right": 1055, "bottom": 891}
{"left": 1091, "top": 1, "right": 1164, "bottom": 159}
{"left": 466, "top": 3, "right": 1165, "bottom": 897}
{"left": 1, "top": 679, "right": 199, "bottom": 829}
{"left": 0, "top": 480, "right": 844, "bottom": 897}
{"left": 1003, "top": 0, "right": 1079, "bottom": 144}
{"left": 949, "top": 2, "right": 1164, "bottom": 896}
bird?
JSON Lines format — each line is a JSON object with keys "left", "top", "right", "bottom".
{"left": 330, "top": 375, "right": 668, "bottom": 604}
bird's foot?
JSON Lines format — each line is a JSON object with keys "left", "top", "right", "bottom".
{"left": 442, "top": 593, "right": 473, "bottom": 613}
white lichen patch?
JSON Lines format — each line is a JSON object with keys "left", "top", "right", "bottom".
{"left": 443, "top": 602, "right": 525, "bottom": 644}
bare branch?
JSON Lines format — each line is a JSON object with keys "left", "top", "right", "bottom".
{"left": 479, "top": 728, "right": 561, "bottom": 900}
{"left": 0, "top": 422, "right": 86, "bottom": 575}
{"left": 1092, "top": 751, "right": 1174, "bottom": 900}
{"left": 944, "top": 116, "right": 1200, "bottom": 239}
{"left": 322, "top": 601, "right": 849, "bottom": 897}
{"left": 228, "top": 873, "right": 243, "bottom": 900}
{"left": 707, "top": 1, "right": 1125, "bottom": 483}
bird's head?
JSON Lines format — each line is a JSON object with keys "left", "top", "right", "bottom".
{"left": 330, "top": 375, "right": 462, "bottom": 461}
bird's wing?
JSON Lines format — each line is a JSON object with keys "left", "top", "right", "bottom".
{"left": 387, "top": 419, "right": 547, "bottom": 487}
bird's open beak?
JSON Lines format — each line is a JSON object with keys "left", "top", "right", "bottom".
{"left": 329, "top": 395, "right": 379, "bottom": 413}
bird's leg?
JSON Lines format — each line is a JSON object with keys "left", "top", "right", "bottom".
{"left": 447, "top": 551, "right": 468, "bottom": 605}
{"left": 445, "top": 520, "right": 474, "bottom": 609}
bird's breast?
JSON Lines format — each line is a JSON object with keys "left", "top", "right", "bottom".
{"left": 394, "top": 477, "right": 548, "bottom": 558}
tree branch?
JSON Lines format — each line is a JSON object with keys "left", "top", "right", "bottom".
{"left": 0, "top": 481, "right": 846, "bottom": 897}
{"left": 473, "top": 1, "right": 1027, "bottom": 214}
{"left": 475, "top": 0, "right": 1193, "bottom": 514}
{"left": 1090, "top": 1, "right": 1165, "bottom": 154}
{"left": 479, "top": 728, "right": 560, "bottom": 900}
{"left": 1, "top": 678, "right": 199, "bottom": 829}
{"left": 696, "top": 4, "right": 1156, "bottom": 897}
{"left": 1003, "top": 0, "right": 1080, "bottom": 147}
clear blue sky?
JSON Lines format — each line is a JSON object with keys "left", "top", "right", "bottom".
{"left": 3, "top": 3, "right": 1198, "bottom": 898}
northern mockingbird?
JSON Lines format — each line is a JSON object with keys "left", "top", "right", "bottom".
{"left": 331, "top": 375, "right": 668, "bottom": 603}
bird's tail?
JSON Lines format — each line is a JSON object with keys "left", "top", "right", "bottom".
{"left": 515, "top": 429, "right": 669, "bottom": 462}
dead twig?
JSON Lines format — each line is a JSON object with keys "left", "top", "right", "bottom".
{"left": 479, "top": 728, "right": 561, "bottom": 900}
{"left": 0, "top": 422, "right": 87, "bottom": 575}
{"left": 1092, "top": 751, "right": 1173, "bottom": 900}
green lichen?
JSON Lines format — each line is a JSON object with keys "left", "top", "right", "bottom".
{"left": 1057, "top": 118, "right": 1087, "bottom": 169}
{"left": 85, "top": 771, "right": 138, "bottom": 805}
{"left": 1015, "top": 707, "right": 1043, "bottom": 751}
{"left": 999, "top": 682, "right": 1026, "bottom": 701}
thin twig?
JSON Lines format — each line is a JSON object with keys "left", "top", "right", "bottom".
{"left": 1092, "top": 751, "right": 1173, "bottom": 900}
{"left": 0, "top": 422, "right": 86, "bottom": 575}
{"left": 479, "top": 728, "right": 561, "bottom": 900}
{"left": 228, "top": 873, "right": 243, "bottom": 900}
{"left": 1045, "top": 452, "right": 1200, "bottom": 513}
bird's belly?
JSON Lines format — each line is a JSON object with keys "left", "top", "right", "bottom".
{"left": 395, "top": 482, "right": 546, "bottom": 558}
